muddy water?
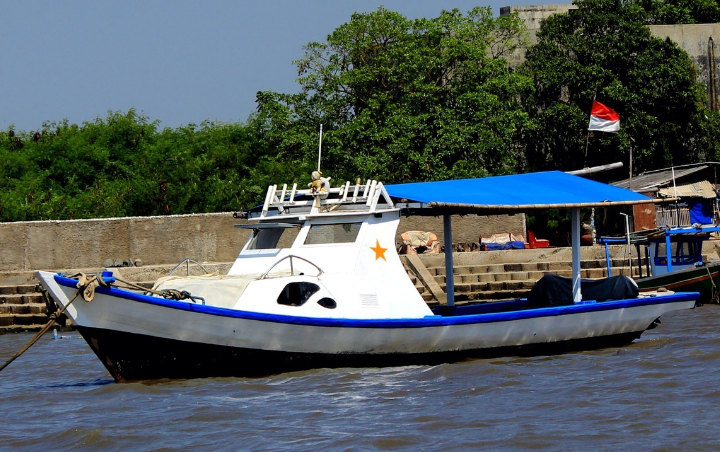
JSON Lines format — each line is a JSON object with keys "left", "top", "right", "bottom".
{"left": 1, "top": 305, "right": 719, "bottom": 450}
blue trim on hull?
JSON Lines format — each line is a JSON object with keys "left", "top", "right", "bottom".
{"left": 78, "top": 325, "right": 646, "bottom": 382}
{"left": 53, "top": 274, "right": 699, "bottom": 328}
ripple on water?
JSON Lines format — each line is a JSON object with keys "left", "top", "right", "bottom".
{"left": 1, "top": 307, "right": 720, "bottom": 449}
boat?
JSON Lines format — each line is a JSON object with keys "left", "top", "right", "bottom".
{"left": 36, "top": 171, "right": 699, "bottom": 381}
{"left": 599, "top": 225, "right": 720, "bottom": 304}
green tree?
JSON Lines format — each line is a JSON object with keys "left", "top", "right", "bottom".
{"left": 0, "top": 111, "right": 273, "bottom": 221}
{"left": 639, "top": 0, "right": 720, "bottom": 24}
{"left": 521, "top": 0, "right": 718, "bottom": 174}
{"left": 255, "top": 7, "right": 534, "bottom": 184}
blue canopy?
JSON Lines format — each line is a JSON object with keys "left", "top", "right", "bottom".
{"left": 386, "top": 171, "right": 653, "bottom": 211}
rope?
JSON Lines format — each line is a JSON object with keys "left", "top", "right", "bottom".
{"left": 111, "top": 276, "right": 203, "bottom": 304}
{"left": 706, "top": 266, "right": 719, "bottom": 304}
{"left": 112, "top": 276, "right": 156, "bottom": 293}
{"left": 0, "top": 273, "right": 101, "bottom": 374}
{"left": 160, "top": 289, "right": 191, "bottom": 300}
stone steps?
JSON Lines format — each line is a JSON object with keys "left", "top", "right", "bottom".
{"left": 0, "top": 284, "right": 39, "bottom": 295}
{"left": 406, "top": 255, "right": 643, "bottom": 304}
{"left": 426, "top": 258, "right": 642, "bottom": 276}
{"left": 428, "top": 268, "right": 638, "bottom": 286}
{"left": 0, "top": 292, "right": 44, "bottom": 305}
{"left": 0, "top": 303, "right": 46, "bottom": 315}
{"left": 0, "top": 284, "right": 50, "bottom": 331}
{"left": 0, "top": 313, "right": 49, "bottom": 327}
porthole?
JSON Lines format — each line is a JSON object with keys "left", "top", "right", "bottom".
{"left": 317, "top": 297, "right": 337, "bottom": 309}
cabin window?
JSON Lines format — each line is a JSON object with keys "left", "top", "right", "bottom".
{"left": 277, "top": 282, "right": 320, "bottom": 306}
{"left": 304, "top": 223, "right": 362, "bottom": 245}
{"left": 247, "top": 227, "right": 297, "bottom": 250}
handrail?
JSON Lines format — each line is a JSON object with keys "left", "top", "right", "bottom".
{"left": 259, "top": 255, "right": 324, "bottom": 279}
{"left": 168, "top": 258, "right": 211, "bottom": 276}
{"left": 257, "top": 178, "right": 394, "bottom": 218}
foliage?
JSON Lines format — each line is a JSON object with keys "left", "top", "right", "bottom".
{"left": 638, "top": 0, "right": 720, "bottom": 24}
{"left": 0, "top": 110, "right": 273, "bottom": 221}
{"left": 520, "top": 0, "right": 719, "bottom": 173}
{"left": 258, "top": 7, "right": 534, "bottom": 183}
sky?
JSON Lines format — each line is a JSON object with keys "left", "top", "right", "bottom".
{"left": 3, "top": 1, "right": 555, "bottom": 132}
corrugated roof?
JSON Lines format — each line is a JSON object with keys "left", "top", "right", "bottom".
{"left": 657, "top": 180, "right": 717, "bottom": 199}
{"left": 613, "top": 165, "right": 709, "bottom": 191}
{"left": 387, "top": 171, "right": 653, "bottom": 212}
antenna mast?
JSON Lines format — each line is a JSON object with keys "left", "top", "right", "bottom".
{"left": 317, "top": 124, "right": 323, "bottom": 172}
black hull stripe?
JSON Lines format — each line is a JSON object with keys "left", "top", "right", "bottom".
{"left": 77, "top": 326, "right": 644, "bottom": 382}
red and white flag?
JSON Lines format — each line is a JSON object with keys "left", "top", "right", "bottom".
{"left": 588, "top": 100, "right": 620, "bottom": 132}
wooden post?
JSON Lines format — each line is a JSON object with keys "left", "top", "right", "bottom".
{"left": 443, "top": 214, "right": 455, "bottom": 307}
{"left": 571, "top": 208, "right": 582, "bottom": 302}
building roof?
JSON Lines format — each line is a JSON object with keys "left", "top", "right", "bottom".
{"left": 657, "top": 180, "right": 717, "bottom": 199}
{"left": 613, "top": 165, "right": 710, "bottom": 192}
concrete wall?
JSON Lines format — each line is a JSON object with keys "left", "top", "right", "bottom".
{"left": 500, "top": 4, "right": 578, "bottom": 65}
{"left": 649, "top": 24, "right": 720, "bottom": 112}
{"left": 501, "top": 4, "right": 577, "bottom": 32}
{"left": 0, "top": 212, "right": 526, "bottom": 272}
{"left": 399, "top": 213, "right": 526, "bottom": 246}
{"left": 0, "top": 213, "right": 245, "bottom": 272}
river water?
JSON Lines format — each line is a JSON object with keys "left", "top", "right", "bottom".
{"left": 1, "top": 305, "right": 719, "bottom": 451}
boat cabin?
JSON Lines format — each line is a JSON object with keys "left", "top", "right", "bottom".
{"left": 226, "top": 179, "right": 434, "bottom": 320}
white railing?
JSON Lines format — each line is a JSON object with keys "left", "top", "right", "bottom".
{"left": 259, "top": 179, "right": 394, "bottom": 217}
{"left": 259, "top": 255, "right": 324, "bottom": 279}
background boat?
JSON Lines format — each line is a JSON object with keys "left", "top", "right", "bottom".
{"left": 599, "top": 225, "right": 720, "bottom": 304}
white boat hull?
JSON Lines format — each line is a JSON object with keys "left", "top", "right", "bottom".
{"left": 38, "top": 272, "right": 696, "bottom": 381}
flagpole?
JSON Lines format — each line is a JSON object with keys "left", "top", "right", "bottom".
{"left": 628, "top": 143, "right": 633, "bottom": 191}
{"left": 584, "top": 131, "right": 590, "bottom": 166}
{"left": 317, "top": 124, "right": 323, "bottom": 172}
{"left": 586, "top": 93, "right": 598, "bottom": 166}
{"left": 585, "top": 94, "right": 595, "bottom": 166}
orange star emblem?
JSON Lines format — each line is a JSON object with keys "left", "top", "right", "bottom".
{"left": 370, "top": 240, "right": 387, "bottom": 261}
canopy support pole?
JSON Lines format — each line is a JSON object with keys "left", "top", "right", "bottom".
{"left": 666, "top": 232, "right": 673, "bottom": 272}
{"left": 443, "top": 214, "right": 455, "bottom": 307}
{"left": 571, "top": 208, "right": 582, "bottom": 302}
{"left": 604, "top": 241, "right": 612, "bottom": 277}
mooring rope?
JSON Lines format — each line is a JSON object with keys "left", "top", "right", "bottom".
{"left": 111, "top": 276, "right": 203, "bottom": 303}
{"left": 706, "top": 266, "right": 719, "bottom": 304}
{"left": 0, "top": 273, "right": 104, "bottom": 374}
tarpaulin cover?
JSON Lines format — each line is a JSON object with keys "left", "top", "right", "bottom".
{"left": 689, "top": 200, "right": 713, "bottom": 225}
{"left": 386, "top": 171, "right": 652, "bottom": 210}
{"left": 483, "top": 241, "right": 525, "bottom": 250}
{"left": 526, "top": 274, "right": 639, "bottom": 307}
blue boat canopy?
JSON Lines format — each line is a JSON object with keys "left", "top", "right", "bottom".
{"left": 386, "top": 171, "right": 653, "bottom": 213}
